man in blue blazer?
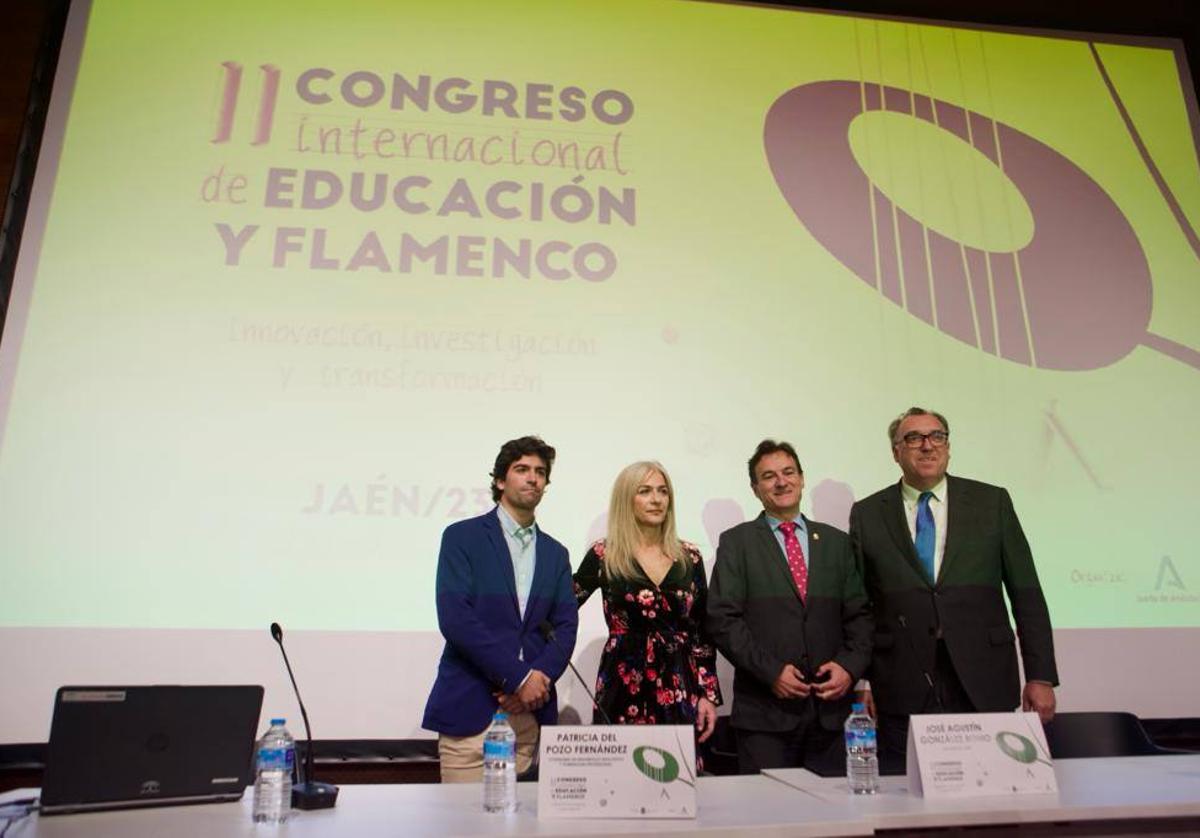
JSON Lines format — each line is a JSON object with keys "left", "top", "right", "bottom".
{"left": 422, "top": 436, "right": 578, "bottom": 782}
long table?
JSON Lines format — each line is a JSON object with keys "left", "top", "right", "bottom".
{"left": 2, "top": 755, "right": 1198, "bottom": 837}
{"left": 765, "top": 753, "right": 1200, "bottom": 834}
{"left": 0, "top": 774, "right": 868, "bottom": 838}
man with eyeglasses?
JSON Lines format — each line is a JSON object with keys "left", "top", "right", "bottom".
{"left": 849, "top": 407, "right": 1058, "bottom": 762}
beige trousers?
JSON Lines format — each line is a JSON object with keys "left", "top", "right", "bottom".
{"left": 437, "top": 711, "right": 539, "bottom": 783}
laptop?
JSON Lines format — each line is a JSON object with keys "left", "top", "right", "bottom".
{"left": 40, "top": 685, "right": 264, "bottom": 815}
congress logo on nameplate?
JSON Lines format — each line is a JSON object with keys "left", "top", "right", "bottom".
{"left": 906, "top": 712, "right": 1058, "bottom": 798}
{"left": 537, "top": 725, "right": 696, "bottom": 818}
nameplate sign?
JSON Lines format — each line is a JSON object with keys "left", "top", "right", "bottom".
{"left": 537, "top": 725, "right": 696, "bottom": 819}
{"left": 906, "top": 712, "right": 1057, "bottom": 798}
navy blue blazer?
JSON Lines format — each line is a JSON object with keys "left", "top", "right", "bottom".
{"left": 422, "top": 507, "right": 578, "bottom": 736}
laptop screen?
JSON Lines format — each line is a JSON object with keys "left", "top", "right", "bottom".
{"left": 40, "top": 685, "right": 264, "bottom": 815}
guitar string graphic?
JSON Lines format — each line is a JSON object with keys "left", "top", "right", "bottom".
{"left": 779, "top": 22, "right": 1200, "bottom": 371}
{"left": 1090, "top": 42, "right": 1200, "bottom": 264}
{"left": 1089, "top": 41, "right": 1200, "bottom": 370}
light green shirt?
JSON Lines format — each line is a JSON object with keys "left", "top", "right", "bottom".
{"left": 496, "top": 503, "right": 537, "bottom": 619}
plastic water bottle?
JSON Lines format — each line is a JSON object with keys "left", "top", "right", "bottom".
{"left": 253, "top": 718, "right": 295, "bottom": 823}
{"left": 482, "top": 711, "right": 517, "bottom": 813}
{"left": 844, "top": 702, "right": 880, "bottom": 794}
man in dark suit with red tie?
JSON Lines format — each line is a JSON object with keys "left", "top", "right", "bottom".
{"left": 849, "top": 407, "right": 1058, "bottom": 761}
{"left": 708, "top": 440, "right": 873, "bottom": 774}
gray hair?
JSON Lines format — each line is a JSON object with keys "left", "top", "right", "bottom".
{"left": 888, "top": 407, "right": 949, "bottom": 445}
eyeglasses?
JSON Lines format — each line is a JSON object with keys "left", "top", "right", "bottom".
{"left": 896, "top": 430, "right": 949, "bottom": 449}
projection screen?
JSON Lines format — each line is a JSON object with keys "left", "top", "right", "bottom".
{"left": 1, "top": 0, "right": 1197, "bottom": 742}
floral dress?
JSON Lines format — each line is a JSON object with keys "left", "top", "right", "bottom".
{"left": 573, "top": 540, "right": 722, "bottom": 733}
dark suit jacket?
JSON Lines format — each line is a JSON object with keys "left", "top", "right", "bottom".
{"left": 707, "top": 513, "right": 873, "bottom": 732}
{"left": 848, "top": 476, "right": 1058, "bottom": 716}
{"left": 422, "top": 507, "right": 578, "bottom": 736}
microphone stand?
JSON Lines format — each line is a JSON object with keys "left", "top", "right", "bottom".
{"left": 538, "top": 621, "right": 613, "bottom": 725}
{"left": 898, "top": 614, "right": 943, "bottom": 712}
{"left": 269, "top": 622, "right": 339, "bottom": 810}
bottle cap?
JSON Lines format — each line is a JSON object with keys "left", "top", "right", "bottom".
{"left": 270, "top": 718, "right": 286, "bottom": 725}
{"left": 851, "top": 703, "right": 865, "bottom": 713}
{"left": 494, "top": 711, "right": 508, "bottom": 721}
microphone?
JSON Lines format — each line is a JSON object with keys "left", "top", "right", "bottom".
{"left": 538, "top": 620, "right": 613, "bottom": 725}
{"left": 898, "top": 615, "right": 943, "bottom": 712}
{"left": 269, "top": 622, "right": 339, "bottom": 810}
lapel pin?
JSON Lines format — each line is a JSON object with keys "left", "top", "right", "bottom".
{"left": 812, "top": 532, "right": 820, "bottom": 540}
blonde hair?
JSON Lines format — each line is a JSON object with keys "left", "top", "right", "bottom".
{"left": 603, "top": 461, "right": 690, "bottom": 582}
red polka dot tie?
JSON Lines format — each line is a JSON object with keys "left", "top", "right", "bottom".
{"left": 778, "top": 520, "right": 808, "bottom": 603}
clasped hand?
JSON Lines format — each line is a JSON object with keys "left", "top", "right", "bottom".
{"left": 494, "top": 669, "right": 551, "bottom": 715}
{"left": 771, "top": 661, "right": 852, "bottom": 701}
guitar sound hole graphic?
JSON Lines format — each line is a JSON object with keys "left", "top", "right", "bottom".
{"left": 764, "top": 80, "right": 1199, "bottom": 371}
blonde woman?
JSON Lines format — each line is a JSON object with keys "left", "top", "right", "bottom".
{"left": 574, "top": 461, "right": 722, "bottom": 752}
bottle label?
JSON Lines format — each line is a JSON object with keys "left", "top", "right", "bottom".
{"left": 258, "top": 745, "right": 290, "bottom": 770}
{"left": 845, "top": 729, "right": 877, "bottom": 749}
{"left": 483, "top": 739, "right": 515, "bottom": 761}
